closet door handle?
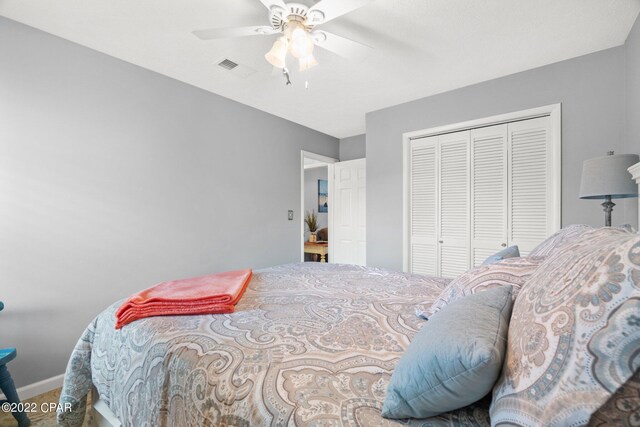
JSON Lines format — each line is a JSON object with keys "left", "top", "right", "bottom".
{"left": 439, "top": 240, "right": 444, "bottom": 244}
{"left": 501, "top": 243, "right": 507, "bottom": 247}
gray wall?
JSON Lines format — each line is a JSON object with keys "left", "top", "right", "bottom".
{"left": 339, "top": 134, "right": 366, "bottom": 161}
{"left": 304, "top": 167, "right": 328, "bottom": 241}
{"left": 0, "top": 17, "right": 338, "bottom": 387}
{"left": 366, "top": 46, "right": 629, "bottom": 271}
{"left": 626, "top": 15, "right": 640, "bottom": 224}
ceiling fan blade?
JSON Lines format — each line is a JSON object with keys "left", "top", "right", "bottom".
{"left": 308, "top": 0, "right": 373, "bottom": 24}
{"left": 258, "top": 0, "right": 287, "bottom": 12}
{"left": 313, "top": 31, "right": 372, "bottom": 61}
{"left": 193, "top": 26, "right": 277, "bottom": 40}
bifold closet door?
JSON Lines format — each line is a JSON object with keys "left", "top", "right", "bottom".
{"left": 508, "top": 116, "right": 553, "bottom": 255}
{"left": 408, "top": 131, "right": 470, "bottom": 278}
{"left": 438, "top": 131, "right": 470, "bottom": 278}
{"left": 408, "top": 136, "right": 438, "bottom": 275}
{"left": 470, "top": 124, "right": 508, "bottom": 266}
{"left": 407, "top": 113, "right": 559, "bottom": 276}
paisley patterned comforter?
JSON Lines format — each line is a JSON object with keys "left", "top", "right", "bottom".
{"left": 57, "top": 263, "right": 491, "bottom": 426}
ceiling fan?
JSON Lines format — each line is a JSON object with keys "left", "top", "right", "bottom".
{"left": 193, "top": 0, "right": 374, "bottom": 72}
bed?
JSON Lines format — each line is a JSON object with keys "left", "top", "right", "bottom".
{"left": 57, "top": 263, "right": 492, "bottom": 427}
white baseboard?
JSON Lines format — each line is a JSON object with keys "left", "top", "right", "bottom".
{"left": 0, "top": 373, "right": 65, "bottom": 401}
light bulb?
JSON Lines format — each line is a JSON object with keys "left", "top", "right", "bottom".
{"left": 299, "top": 53, "right": 318, "bottom": 71}
{"left": 265, "top": 37, "right": 288, "bottom": 68}
{"left": 286, "top": 21, "right": 314, "bottom": 59}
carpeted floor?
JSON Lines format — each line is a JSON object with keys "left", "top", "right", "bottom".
{"left": 0, "top": 388, "right": 92, "bottom": 426}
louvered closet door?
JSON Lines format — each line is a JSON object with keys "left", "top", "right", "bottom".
{"left": 508, "top": 116, "right": 552, "bottom": 255}
{"left": 471, "top": 124, "right": 508, "bottom": 266}
{"left": 409, "top": 136, "right": 438, "bottom": 275}
{"left": 439, "top": 131, "right": 470, "bottom": 278}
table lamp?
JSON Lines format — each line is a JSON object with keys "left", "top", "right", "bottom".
{"left": 579, "top": 151, "right": 640, "bottom": 226}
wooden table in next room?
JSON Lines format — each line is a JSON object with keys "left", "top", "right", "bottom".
{"left": 304, "top": 242, "right": 328, "bottom": 263}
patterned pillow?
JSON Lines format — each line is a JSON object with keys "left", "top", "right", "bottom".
{"left": 490, "top": 227, "right": 640, "bottom": 425}
{"left": 529, "top": 224, "right": 593, "bottom": 257}
{"left": 589, "top": 369, "right": 640, "bottom": 426}
{"left": 424, "top": 257, "right": 545, "bottom": 319}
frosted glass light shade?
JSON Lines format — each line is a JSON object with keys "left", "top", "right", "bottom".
{"left": 287, "top": 21, "right": 314, "bottom": 59}
{"left": 265, "top": 37, "right": 288, "bottom": 68}
{"left": 579, "top": 153, "right": 640, "bottom": 199}
{"left": 267, "top": 21, "right": 318, "bottom": 72}
{"left": 299, "top": 53, "right": 318, "bottom": 71}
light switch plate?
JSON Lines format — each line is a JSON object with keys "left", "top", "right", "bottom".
{"left": 288, "top": 210, "right": 294, "bottom": 220}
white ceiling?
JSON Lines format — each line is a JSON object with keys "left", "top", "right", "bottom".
{"left": 1, "top": 0, "right": 639, "bottom": 138}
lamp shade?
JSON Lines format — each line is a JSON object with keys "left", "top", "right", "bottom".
{"left": 265, "top": 37, "right": 288, "bottom": 69}
{"left": 579, "top": 153, "right": 640, "bottom": 199}
{"left": 299, "top": 53, "right": 318, "bottom": 71}
{"left": 285, "top": 21, "right": 314, "bottom": 59}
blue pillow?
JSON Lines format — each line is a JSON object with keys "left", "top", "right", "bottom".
{"left": 482, "top": 245, "right": 519, "bottom": 265}
{"left": 382, "top": 286, "right": 513, "bottom": 419}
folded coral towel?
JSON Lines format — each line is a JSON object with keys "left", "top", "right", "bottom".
{"left": 115, "top": 269, "right": 252, "bottom": 329}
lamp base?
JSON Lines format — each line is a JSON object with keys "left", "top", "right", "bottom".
{"left": 601, "top": 196, "right": 615, "bottom": 227}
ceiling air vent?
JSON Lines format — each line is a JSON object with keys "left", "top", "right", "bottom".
{"left": 218, "top": 59, "right": 239, "bottom": 70}
{"left": 214, "top": 57, "right": 256, "bottom": 79}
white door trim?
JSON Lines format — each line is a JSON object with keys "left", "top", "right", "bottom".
{"left": 403, "top": 104, "right": 562, "bottom": 140}
{"left": 300, "top": 151, "right": 338, "bottom": 262}
{"left": 402, "top": 104, "right": 562, "bottom": 272}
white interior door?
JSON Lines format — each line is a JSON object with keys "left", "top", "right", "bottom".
{"left": 332, "top": 159, "right": 366, "bottom": 265}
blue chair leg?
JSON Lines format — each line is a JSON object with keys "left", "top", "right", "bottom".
{"left": 0, "top": 364, "right": 31, "bottom": 427}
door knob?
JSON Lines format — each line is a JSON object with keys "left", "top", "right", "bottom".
{"left": 501, "top": 243, "right": 507, "bottom": 247}
{"left": 439, "top": 240, "right": 444, "bottom": 243}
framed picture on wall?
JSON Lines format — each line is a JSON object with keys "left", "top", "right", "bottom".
{"left": 318, "top": 179, "right": 328, "bottom": 213}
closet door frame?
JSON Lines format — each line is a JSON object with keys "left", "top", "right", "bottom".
{"left": 402, "top": 104, "right": 561, "bottom": 273}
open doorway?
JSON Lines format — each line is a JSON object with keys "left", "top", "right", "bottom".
{"left": 301, "top": 151, "right": 337, "bottom": 262}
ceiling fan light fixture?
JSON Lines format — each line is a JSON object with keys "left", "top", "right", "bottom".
{"left": 306, "top": 9, "right": 325, "bottom": 26}
{"left": 265, "top": 36, "right": 288, "bottom": 68}
{"left": 285, "top": 21, "right": 314, "bottom": 59}
{"left": 194, "top": 0, "right": 377, "bottom": 77}
{"left": 290, "top": 32, "right": 314, "bottom": 59}
{"left": 298, "top": 53, "right": 318, "bottom": 71}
